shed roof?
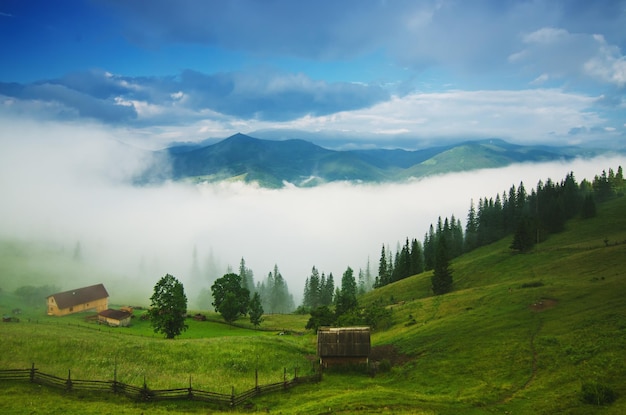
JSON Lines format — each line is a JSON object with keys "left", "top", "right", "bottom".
{"left": 317, "top": 327, "right": 371, "bottom": 357}
{"left": 48, "top": 284, "right": 109, "bottom": 309}
{"left": 98, "top": 309, "right": 131, "bottom": 320}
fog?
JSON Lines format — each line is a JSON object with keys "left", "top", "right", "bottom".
{"left": 1, "top": 119, "right": 623, "bottom": 307}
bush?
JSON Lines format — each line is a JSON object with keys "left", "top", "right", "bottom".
{"left": 520, "top": 281, "right": 544, "bottom": 288}
{"left": 378, "top": 359, "right": 392, "bottom": 373}
{"left": 581, "top": 382, "right": 617, "bottom": 406}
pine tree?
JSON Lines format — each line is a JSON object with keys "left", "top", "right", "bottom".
{"left": 302, "top": 277, "right": 311, "bottom": 309}
{"left": 465, "top": 199, "right": 479, "bottom": 252}
{"left": 320, "top": 273, "right": 334, "bottom": 306}
{"left": 364, "top": 257, "right": 373, "bottom": 292}
{"left": 335, "top": 266, "right": 358, "bottom": 317}
{"left": 270, "top": 265, "right": 294, "bottom": 313}
{"left": 431, "top": 236, "right": 453, "bottom": 295}
{"left": 377, "top": 244, "right": 389, "bottom": 286}
{"left": 581, "top": 194, "right": 597, "bottom": 219}
{"left": 423, "top": 225, "right": 436, "bottom": 271}
{"left": 561, "top": 171, "right": 582, "bottom": 219}
{"left": 248, "top": 292, "right": 264, "bottom": 328}
{"left": 510, "top": 215, "right": 536, "bottom": 252}
{"left": 410, "top": 238, "right": 424, "bottom": 275}
{"left": 308, "top": 266, "right": 321, "bottom": 309}
{"left": 358, "top": 268, "right": 366, "bottom": 295}
{"left": 238, "top": 257, "right": 254, "bottom": 292}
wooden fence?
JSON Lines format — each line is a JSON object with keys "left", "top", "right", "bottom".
{"left": 0, "top": 364, "right": 321, "bottom": 408}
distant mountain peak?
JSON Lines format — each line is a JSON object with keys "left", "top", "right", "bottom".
{"left": 151, "top": 134, "right": 602, "bottom": 188}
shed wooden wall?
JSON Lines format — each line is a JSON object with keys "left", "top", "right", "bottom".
{"left": 317, "top": 327, "right": 371, "bottom": 368}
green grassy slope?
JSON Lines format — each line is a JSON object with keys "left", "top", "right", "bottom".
{"left": 355, "top": 195, "right": 626, "bottom": 414}
{"left": 0, "top": 197, "right": 625, "bottom": 414}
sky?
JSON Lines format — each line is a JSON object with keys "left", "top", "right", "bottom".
{"left": 1, "top": 0, "right": 625, "bottom": 150}
{"left": 1, "top": 1, "right": 625, "bottom": 306}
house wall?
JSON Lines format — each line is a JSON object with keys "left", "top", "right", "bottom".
{"left": 47, "top": 297, "right": 109, "bottom": 316}
{"left": 98, "top": 315, "right": 131, "bottom": 327}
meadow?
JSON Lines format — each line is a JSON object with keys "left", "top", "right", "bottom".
{"left": 0, "top": 196, "right": 625, "bottom": 414}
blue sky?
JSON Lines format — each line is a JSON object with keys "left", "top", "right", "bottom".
{"left": 1, "top": 0, "right": 625, "bottom": 149}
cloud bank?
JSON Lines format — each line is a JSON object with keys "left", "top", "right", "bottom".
{"left": 1, "top": 119, "right": 623, "bottom": 306}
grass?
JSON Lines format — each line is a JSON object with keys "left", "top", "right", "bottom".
{"left": 1, "top": 196, "right": 626, "bottom": 413}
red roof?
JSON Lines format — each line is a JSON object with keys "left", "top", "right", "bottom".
{"left": 48, "top": 284, "right": 109, "bottom": 309}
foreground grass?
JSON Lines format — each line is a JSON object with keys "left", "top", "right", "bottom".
{"left": 1, "top": 197, "right": 625, "bottom": 413}
{"left": 0, "top": 321, "right": 315, "bottom": 393}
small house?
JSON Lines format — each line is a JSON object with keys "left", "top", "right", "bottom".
{"left": 98, "top": 309, "right": 131, "bottom": 327}
{"left": 46, "top": 284, "right": 109, "bottom": 316}
{"left": 317, "top": 327, "right": 371, "bottom": 368}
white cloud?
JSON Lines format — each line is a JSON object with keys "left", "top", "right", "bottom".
{"left": 522, "top": 27, "right": 569, "bottom": 44}
{"left": 513, "top": 27, "right": 626, "bottom": 87}
{"left": 104, "top": 88, "right": 609, "bottom": 150}
{"left": 267, "top": 89, "right": 604, "bottom": 147}
{"left": 529, "top": 73, "right": 550, "bottom": 85}
{"left": 583, "top": 34, "right": 626, "bottom": 87}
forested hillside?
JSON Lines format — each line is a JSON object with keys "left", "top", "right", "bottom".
{"left": 374, "top": 166, "right": 625, "bottom": 289}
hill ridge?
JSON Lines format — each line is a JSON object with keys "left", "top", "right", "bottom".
{"left": 155, "top": 133, "right": 610, "bottom": 188}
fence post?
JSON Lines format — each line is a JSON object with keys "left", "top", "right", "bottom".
{"left": 66, "top": 369, "right": 73, "bottom": 391}
{"left": 140, "top": 375, "right": 152, "bottom": 401}
{"left": 112, "top": 360, "right": 119, "bottom": 394}
{"left": 230, "top": 386, "right": 235, "bottom": 407}
{"left": 187, "top": 375, "right": 193, "bottom": 400}
{"left": 255, "top": 368, "right": 259, "bottom": 391}
{"left": 30, "top": 363, "right": 36, "bottom": 382}
{"left": 283, "top": 367, "right": 287, "bottom": 389}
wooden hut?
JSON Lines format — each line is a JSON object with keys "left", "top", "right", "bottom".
{"left": 317, "top": 327, "right": 371, "bottom": 368}
{"left": 46, "top": 284, "right": 109, "bottom": 316}
{"left": 98, "top": 309, "right": 132, "bottom": 327}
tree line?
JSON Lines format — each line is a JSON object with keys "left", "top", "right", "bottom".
{"left": 374, "top": 166, "right": 625, "bottom": 293}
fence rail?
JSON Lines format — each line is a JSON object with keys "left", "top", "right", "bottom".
{"left": 0, "top": 364, "right": 321, "bottom": 408}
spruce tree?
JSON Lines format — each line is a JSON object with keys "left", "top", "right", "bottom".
{"left": 320, "top": 273, "right": 334, "bottom": 306}
{"left": 581, "top": 194, "right": 597, "bottom": 219}
{"left": 431, "top": 235, "right": 453, "bottom": 295}
{"left": 248, "top": 292, "right": 264, "bottom": 328}
{"left": 308, "top": 266, "right": 321, "bottom": 309}
{"left": 335, "top": 266, "right": 358, "bottom": 317}
{"left": 465, "top": 199, "right": 479, "bottom": 252}
{"left": 410, "top": 238, "right": 424, "bottom": 275}
{"left": 377, "top": 244, "right": 389, "bottom": 286}
{"left": 510, "top": 215, "right": 536, "bottom": 252}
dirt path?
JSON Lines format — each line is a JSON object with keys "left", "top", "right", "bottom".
{"left": 496, "top": 315, "right": 544, "bottom": 405}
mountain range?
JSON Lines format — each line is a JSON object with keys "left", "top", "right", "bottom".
{"left": 151, "top": 133, "right": 607, "bottom": 188}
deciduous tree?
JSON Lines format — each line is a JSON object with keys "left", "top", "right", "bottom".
{"left": 211, "top": 273, "right": 250, "bottom": 323}
{"left": 149, "top": 274, "right": 188, "bottom": 339}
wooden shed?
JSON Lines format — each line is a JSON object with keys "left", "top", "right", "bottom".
{"left": 98, "top": 309, "right": 132, "bottom": 327}
{"left": 317, "top": 327, "right": 371, "bottom": 368}
{"left": 46, "top": 284, "right": 109, "bottom": 316}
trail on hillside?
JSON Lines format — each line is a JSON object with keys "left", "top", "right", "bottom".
{"left": 496, "top": 315, "right": 543, "bottom": 405}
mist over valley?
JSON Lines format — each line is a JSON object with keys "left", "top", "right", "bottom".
{"left": 1, "top": 119, "right": 622, "bottom": 308}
